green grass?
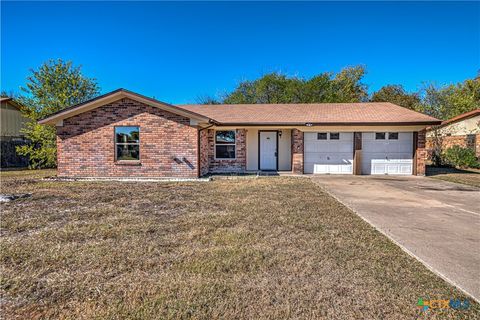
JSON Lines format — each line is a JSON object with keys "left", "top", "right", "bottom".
{"left": 0, "top": 170, "right": 477, "bottom": 319}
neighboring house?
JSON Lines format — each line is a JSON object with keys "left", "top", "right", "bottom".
{"left": 39, "top": 89, "right": 441, "bottom": 178}
{"left": 426, "top": 109, "right": 480, "bottom": 158}
{"left": 0, "top": 97, "right": 29, "bottom": 168}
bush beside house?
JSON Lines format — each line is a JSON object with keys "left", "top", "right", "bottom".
{"left": 442, "top": 146, "right": 480, "bottom": 169}
{"left": 426, "top": 109, "right": 480, "bottom": 169}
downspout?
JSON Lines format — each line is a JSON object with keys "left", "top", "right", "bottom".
{"left": 197, "top": 122, "right": 215, "bottom": 178}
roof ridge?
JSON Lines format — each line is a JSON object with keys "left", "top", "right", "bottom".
{"left": 177, "top": 101, "right": 394, "bottom": 106}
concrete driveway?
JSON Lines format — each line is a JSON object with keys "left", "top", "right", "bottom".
{"left": 312, "top": 175, "right": 480, "bottom": 301}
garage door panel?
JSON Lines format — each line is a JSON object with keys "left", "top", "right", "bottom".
{"left": 399, "top": 164, "right": 413, "bottom": 174}
{"left": 363, "top": 152, "right": 411, "bottom": 160}
{"left": 305, "top": 143, "right": 352, "bottom": 153}
{"left": 386, "top": 153, "right": 412, "bottom": 159}
{"left": 386, "top": 162, "right": 412, "bottom": 175}
{"left": 386, "top": 142, "right": 411, "bottom": 153}
{"left": 304, "top": 132, "right": 353, "bottom": 174}
{"left": 305, "top": 152, "right": 353, "bottom": 162}
{"left": 372, "top": 163, "right": 386, "bottom": 175}
{"left": 363, "top": 158, "right": 413, "bottom": 175}
{"left": 304, "top": 133, "right": 318, "bottom": 141}
{"left": 362, "top": 132, "right": 375, "bottom": 140}
{"left": 363, "top": 142, "right": 386, "bottom": 153}
{"left": 306, "top": 162, "right": 353, "bottom": 174}
{"left": 363, "top": 132, "right": 412, "bottom": 141}
{"left": 362, "top": 132, "right": 413, "bottom": 175}
{"left": 398, "top": 132, "right": 413, "bottom": 140}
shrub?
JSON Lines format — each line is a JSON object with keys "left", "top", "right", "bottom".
{"left": 442, "top": 146, "right": 480, "bottom": 169}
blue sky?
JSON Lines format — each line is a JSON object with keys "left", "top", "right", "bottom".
{"left": 1, "top": 1, "right": 479, "bottom": 104}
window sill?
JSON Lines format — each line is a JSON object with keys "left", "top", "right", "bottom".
{"left": 115, "top": 161, "right": 142, "bottom": 166}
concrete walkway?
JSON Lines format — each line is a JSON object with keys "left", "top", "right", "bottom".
{"left": 311, "top": 175, "right": 480, "bottom": 301}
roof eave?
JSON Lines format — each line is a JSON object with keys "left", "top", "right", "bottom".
{"left": 1, "top": 97, "right": 25, "bottom": 110}
{"left": 213, "top": 121, "right": 443, "bottom": 127}
{"left": 438, "top": 109, "right": 480, "bottom": 128}
{"left": 38, "top": 89, "right": 212, "bottom": 125}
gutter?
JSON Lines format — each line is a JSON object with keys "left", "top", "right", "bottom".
{"left": 212, "top": 121, "right": 443, "bottom": 127}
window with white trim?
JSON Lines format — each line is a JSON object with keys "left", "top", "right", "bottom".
{"left": 375, "top": 132, "right": 386, "bottom": 140}
{"left": 215, "top": 130, "right": 236, "bottom": 159}
{"left": 115, "top": 126, "right": 140, "bottom": 161}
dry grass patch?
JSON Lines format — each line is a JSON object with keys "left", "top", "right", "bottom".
{"left": 1, "top": 171, "right": 478, "bottom": 319}
{"left": 431, "top": 172, "right": 480, "bottom": 188}
{"left": 427, "top": 166, "right": 480, "bottom": 188}
{"left": 0, "top": 168, "right": 56, "bottom": 181}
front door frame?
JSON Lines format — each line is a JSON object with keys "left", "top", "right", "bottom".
{"left": 258, "top": 130, "right": 279, "bottom": 171}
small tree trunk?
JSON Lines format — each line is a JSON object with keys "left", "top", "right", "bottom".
{"left": 431, "top": 127, "right": 444, "bottom": 166}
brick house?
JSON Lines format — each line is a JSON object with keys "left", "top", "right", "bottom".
{"left": 39, "top": 89, "right": 441, "bottom": 178}
{"left": 426, "top": 109, "right": 480, "bottom": 159}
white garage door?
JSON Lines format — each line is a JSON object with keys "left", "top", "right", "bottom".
{"left": 304, "top": 132, "right": 353, "bottom": 174}
{"left": 362, "top": 132, "right": 413, "bottom": 175}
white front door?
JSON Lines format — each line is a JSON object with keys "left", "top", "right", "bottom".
{"left": 259, "top": 131, "right": 277, "bottom": 170}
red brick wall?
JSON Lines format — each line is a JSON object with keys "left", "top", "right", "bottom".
{"left": 426, "top": 134, "right": 480, "bottom": 158}
{"left": 291, "top": 129, "right": 304, "bottom": 174}
{"left": 415, "top": 130, "right": 426, "bottom": 176}
{"left": 204, "top": 129, "right": 246, "bottom": 173}
{"left": 57, "top": 98, "right": 199, "bottom": 178}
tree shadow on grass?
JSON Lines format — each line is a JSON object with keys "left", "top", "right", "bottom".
{"left": 426, "top": 166, "right": 480, "bottom": 177}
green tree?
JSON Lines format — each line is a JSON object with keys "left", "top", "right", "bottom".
{"left": 301, "top": 73, "right": 334, "bottom": 103}
{"left": 371, "top": 85, "right": 421, "bottom": 110}
{"left": 195, "top": 95, "right": 220, "bottom": 105}
{"left": 222, "top": 66, "right": 368, "bottom": 104}
{"left": 223, "top": 73, "right": 300, "bottom": 104}
{"left": 419, "top": 73, "right": 480, "bottom": 120}
{"left": 419, "top": 73, "right": 479, "bottom": 166}
{"left": 330, "top": 65, "right": 368, "bottom": 102}
{"left": 17, "top": 59, "right": 99, "bottom": 168}
{"left": 1, "top": 90, "right": 18, "bottom": 98}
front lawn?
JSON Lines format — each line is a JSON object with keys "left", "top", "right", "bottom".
{"left": 1, "top": 171, "right": 477, "bottom": 319}
{"left": 426, "top": 166, "right": 480, "bottom": 188}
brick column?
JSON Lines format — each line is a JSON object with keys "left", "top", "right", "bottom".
{"left": 414, "top": 130, "right": 427, "bottom": 176}
{"left": 353, "top": 132, "right": 362, "bottom": 175}
{"left": 235, "top": 129, "right": 247, "bottom": 171}
{"left": 291, "top": 129, "right": 304, "bottom": 174}
{"left": 199, "top": 129, "right": 209, "bottom": 177}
